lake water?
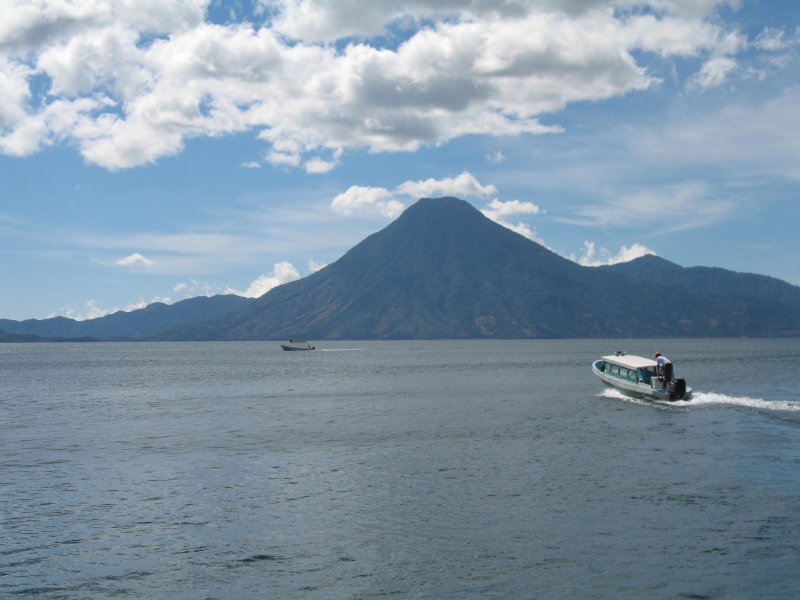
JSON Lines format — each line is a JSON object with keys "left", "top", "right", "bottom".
{"left": 2, "top": 339, "right": 799, "bottom": 599}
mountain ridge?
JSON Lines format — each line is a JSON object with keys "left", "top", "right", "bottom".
{"left": 4, "top": 198, "right": 800, "bottom": 341}
{"left": 0, "top": 294, "right": 252, "bottom": 341}
{"left": 163, "top": 197, "right": 800, "bottom": 340}
{"left": 600, "top": 254, "right": 800, "bottom": 311}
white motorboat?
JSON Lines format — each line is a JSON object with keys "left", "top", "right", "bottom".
{"left": 280, "top": 339, "right": 316, "bottom": 351}
{"left": 592, "top": 351, "right": 691, "bottom": 401}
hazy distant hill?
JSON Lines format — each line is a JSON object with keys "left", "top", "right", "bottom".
{"left": 599, "top": 254, "right": 800, "bottom": 311}
{"left": 0, "top": 294, "right": 251, "bottom": 341}
{"left": 163, "top": 197, "right": 800, "bottom": 340}
{"left": 0, "top": 330, "right": 99, "bottom": 342}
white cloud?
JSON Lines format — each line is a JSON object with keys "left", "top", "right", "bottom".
{"left": 267, "top": 150, "right": 302, "bottom": 168}
{"left": 330, "top": 171, "right": 497, "bottom": 219}
{"left": 305, "top": 157, "right": 337, "bottom": 173}
{"left": 486, "top": 150, "right": 505, "bottom": 163}
{"left": 481, "top": 198, "right": 541, "bottom": 219}
{"left": 55, "top": 297, "right": 149, "bottom": 321}
{"left": 687, "top": 56, "right": 737, "bottom": 91}
{"left": 172, "top": 278, "right": 226, "bottom": 298}
{"left": 329, "top": 172, "right": 548, "bottom": 241}
{"left": 573, "top": 241, "right": 656, "bottom": 266}
{"left": 308, "top": 259, "right": 327, "bottom": 272}
{"left": 269, "top": 1, "right": 732, "bottom": 43}
{"left": 226, "top": 261, "right": 302, "bottom": 298}
{"left": 0, "top": 0, "right": 206, "bottom": 52}
{"left": 57, "top": 299, "right": 110, "bottom": 321}
{"left": 396, "top": 171, "right": 497, "bottom": 199}
{"left": 331, "top": 185, "right": 405, "bottom": 218}
{"left": 0, "top": 1, "right": 762, "bottom": 170}
{"left": 500, "top": 220, "right": 536, "bottom": 240}
{"left": 480, "top": 198, "right": 543, "bottom": 241}
{"left": 241, "top": 160, "right": 261, "bottom": 169}
{"left": 329, "top": 171, "right": 549, "bottom": 243}
{"left": 753, "top": 27, "right": 791, "bottom": 52}
{"left": 0, "top": 57, "right": 31, "bottom": 129}
{"left": 116, "top": 252, "right": 155, "bottom": 268}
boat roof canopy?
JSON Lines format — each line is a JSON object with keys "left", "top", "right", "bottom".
{"left": 602, "top": 354, "right": 658, "bottom": 369}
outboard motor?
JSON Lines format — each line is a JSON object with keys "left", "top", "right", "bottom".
{"left": 669, "top": 378, "right": 687, "bottom": 400}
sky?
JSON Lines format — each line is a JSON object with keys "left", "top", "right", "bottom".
{"left": 1, "top": 0, "right": 799, "bottom": 321}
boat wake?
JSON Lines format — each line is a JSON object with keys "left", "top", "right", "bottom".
{"left": 317, "top": 348, "right": 362, "bottom": 352}
{"left": 599, "top": 387, "right": 800, "bottom": 412}
{"left": 672, "top": 392, "right": 800, "bottom": 412}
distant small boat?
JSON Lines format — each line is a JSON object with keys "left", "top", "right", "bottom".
{"left": 280, "top": 339, "right": 316, "bottom": 351}
{"left": 592, "top": 351, "right": 691, "bottom": 401}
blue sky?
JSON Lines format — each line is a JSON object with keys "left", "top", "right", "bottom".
{"left": 1, "top": 0, "right": 799, "bottom": 321}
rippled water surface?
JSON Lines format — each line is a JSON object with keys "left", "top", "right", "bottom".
{"left": 2, "top": 339, "right": 799, "bottom": 598}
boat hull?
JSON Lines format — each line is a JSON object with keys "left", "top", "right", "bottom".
{"left": 281, "top": 344, "right": 314, "bottom": 351}
{"left": 592, "top": 359, "right": 691, "bottom": 402}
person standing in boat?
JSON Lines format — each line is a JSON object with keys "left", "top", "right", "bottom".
{"left": 654, "top": 352, "right": 673, "bottom": 383}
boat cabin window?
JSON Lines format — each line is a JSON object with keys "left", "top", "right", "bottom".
{"left": 608, "top": 363, "right": 637, "bottom": 381}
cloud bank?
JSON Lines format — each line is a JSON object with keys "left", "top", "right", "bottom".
{"left": 0, "top": 0, "right": 772, "bottom": 170}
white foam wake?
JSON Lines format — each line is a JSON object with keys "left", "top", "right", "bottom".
{"left": 598, "top": 387, "right": 800, "bottom": 412}
{"left": 598, "top": 388, "right": 650, "bottom": 406}
{"left": 317, "top": 348, "right": 362, "bottom": 352}
{"left": 683, "top": 392, "right": 800, "bottom": 412}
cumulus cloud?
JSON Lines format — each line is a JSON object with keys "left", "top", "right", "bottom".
{"left": 0, "top": 0, "right": 766, "bottom": 170}
{"left": 0, "top": 0, "right": 205, "bottom": 53}
{"left": 116, "top": 252, "right": 155, "bottom": 268}
{"left": 687, "top": 56, "right": 738, "bottom": 91}
{"left": 172, "top": 279, "right": 226, "bottom": 297}
{"left": 331, "top": 171, "right": 498, "bottom": 218}
{"left": 269, "top": 0, "right": 732, "bottom": 43}
{"left": 573, "top": 241, "right": 656, "bottom": 266}
{"left": 308, "top": 259, "right": 327, "bottom": 272}
{"left": 330, "top": 171, "right": 547, "bottom": 241}
{"left": 62, "top": 282, "right": 228, "bottom": 322}
{"left": 396, "top": 172, "right": 497, "bottom": 200}
{"left": 331, "top": 185, "right": 406, "bottom": 218}
{"left": 481, "top": 198, "right": 541, "bottom": 219}
{"left": 0, "top": 57, "right": 31, "bottom": 129}
{"left": 55, "top": 298, "right": 149, "bottom": 321}
{"left": 227, "top": 260, "right": 301, "bottom": 298}
{"left": 304, "top": 157, "right": 337, "bottom": 174}
{"left": 480, "top": 198, "right": 543, "bottom": 240}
